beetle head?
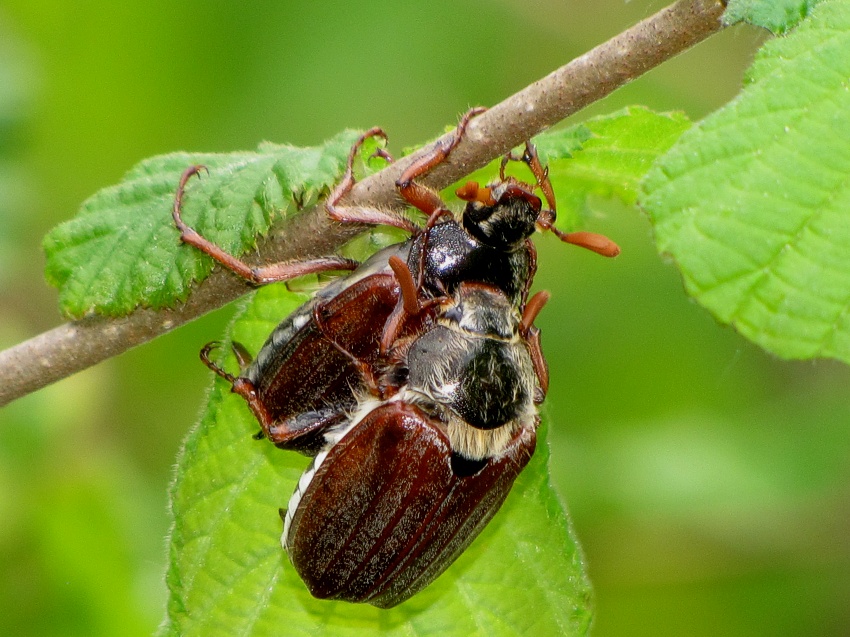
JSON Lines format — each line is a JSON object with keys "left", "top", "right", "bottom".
{"left": 456, "top": 179, "right": 541, "bottom": 251}
{"left": 441, "top": 282, "right": 518, "bottom": 340}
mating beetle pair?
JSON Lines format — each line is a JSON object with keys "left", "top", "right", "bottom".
{"left": 173, "top": 108, "right": 618, "bottom": 607}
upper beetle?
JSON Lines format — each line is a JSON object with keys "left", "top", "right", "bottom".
{"left": 323, "top": 108, "right": 619, "bottom": 309}
{"left": 172, "top": 109, "right": 616, "bottom": 452}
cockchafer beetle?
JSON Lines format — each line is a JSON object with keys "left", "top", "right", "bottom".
{"left": 279, "top": 279, "right": 550, "bottom": 608}
{"left": 197, "top": 260, "right": 550, "bottom": 607}
{"left": 172, "top": 109, "right": 615, "bottom": 451}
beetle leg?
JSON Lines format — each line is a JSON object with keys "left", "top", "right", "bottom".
{"left": 517, "top": 290, "right": 550, "bottom": 402}
{"left": 265, "top": 411, "right": 349, "bottom": 454}
{"left": 519, "top": 290, "right": 550, "bottom": 337}
{"left": 240, "top": 256, "right": 361, "bottom": 285}
{"left": 199, "top": 341, "right": 238, "bottom": 384}
{"left": 525, "top": 326, "right": 549, "bottom": 402}
{"left": 519, "top": 143, "right": 558, "bottom": 215}
{"left": 201, "top": 341, "right": 295, "bottom": 440}
{"left": 325, "top": 128, "right": 419, "bottom": 233}
{"left": 396, "top": 108, "right": 486, "bottom": 289}
{"left": 381, "top": 256, "right": 449, "bottom": 360}
{"left": 174, "top": 166, "right": 362, "bottom": 283}
{"left": 379, "top": 301, "right": 406, "bottom": 360}
{"left": 379, "top": 256, "right": 420, "bottom": 356}
{"left": 388, "top": 255, "right": 420, "bottom": 316}
{"left": 395, "top": 106, "right": 486, "bottom": 221}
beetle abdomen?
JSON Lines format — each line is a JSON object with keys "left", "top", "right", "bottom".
{"left": 284, "top": 400, "right": 536, "bottom": 608}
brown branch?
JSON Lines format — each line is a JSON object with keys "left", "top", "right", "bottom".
{"left": 0, "top": 0, "right": 728, "bottom": 407}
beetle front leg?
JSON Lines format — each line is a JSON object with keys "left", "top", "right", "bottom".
{"left": 378, "top": 255, "right": 423, "bottom": 357}
{"left": 173, "top": 166, "right": 361, "bottom": 284}
{"left": 500, "top": 142, "right": 559, "bottom": 216}
{"left": 395, "top": 106, "right": 486, "bottom": 222}
{"left": 325, "top": 128, "right": 419, "bottom": 233}
{"left": 396, "top": 107, "right": 486, "bottom": 288}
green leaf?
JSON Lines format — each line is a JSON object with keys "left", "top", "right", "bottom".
{"left": 724, "top": 0, "right": 822, "bottom": 33}
{"left": 161, "top": 282, "right": 591, "bottom": 637}
{"left": 533, "top": 107, "right": 691, "bottom": 228}
{"left": 642, "top": 0, "right": 850, "bottom": 363}
{"left": 42, "top": 130, "right": 366, "bottom": 318}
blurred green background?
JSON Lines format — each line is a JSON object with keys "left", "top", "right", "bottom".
{"left": 1, "top": 1, "right": 848, "bottom": 635}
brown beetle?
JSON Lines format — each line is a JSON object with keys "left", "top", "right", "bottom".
{"left": 280, "top": 280, "right": 548, "bottom": 607}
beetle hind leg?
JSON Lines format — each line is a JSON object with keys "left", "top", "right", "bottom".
{"left": 199, "top": 341, "right": 238, "bottom": 384}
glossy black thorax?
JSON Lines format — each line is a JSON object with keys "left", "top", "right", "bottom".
{"left": 407, "top": 220, "right": 533, "bottom": 305}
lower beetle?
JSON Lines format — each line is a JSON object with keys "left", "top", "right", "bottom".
{"left": 280, "top": 280, "right": 549, "bottom": 607}
{"left": 197, "top": 260, "right": 549, "bottom": 606}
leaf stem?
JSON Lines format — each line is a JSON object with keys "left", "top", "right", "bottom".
{"left": 0, "top": 0, "right": 727, "bottom": 407}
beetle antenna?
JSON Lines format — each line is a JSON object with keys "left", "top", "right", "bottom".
{"left": 536, "top": 209, "right": 620, "bottom": 257}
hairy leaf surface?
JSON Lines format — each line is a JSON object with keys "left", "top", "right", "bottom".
{"left": 643, "top": 0, "right": 850, "bottom": 363}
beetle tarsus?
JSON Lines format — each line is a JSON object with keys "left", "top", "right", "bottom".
{"left": 200, "top": 341, "right": 238, "bottom": 384}
{"left": 325, "top": 128, "right": 416, "bottom": 232}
